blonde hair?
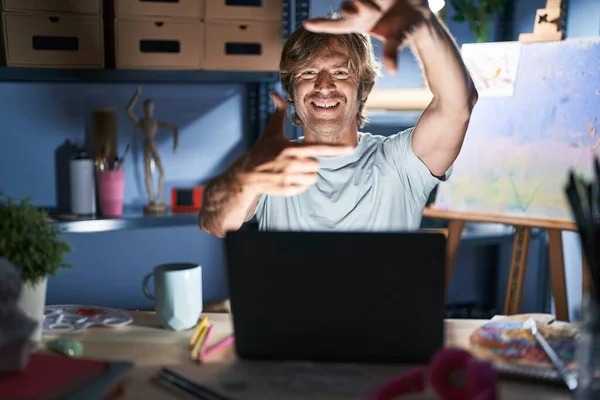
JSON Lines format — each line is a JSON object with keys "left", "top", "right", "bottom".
{"left": 279, "top": 18, "right": 381, "bottom": 128}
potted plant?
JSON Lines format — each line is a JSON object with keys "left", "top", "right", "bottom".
{"left": 450, "top": 0, "right": 510, "bottom": 43}
{"left": 0, "top": 191, "right": 72, "bottom": 342}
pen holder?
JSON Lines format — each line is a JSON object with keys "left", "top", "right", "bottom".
{"left": 97, "top": 169, "right": 125, "bottom": 218}
{"left": 575, "top": 294, "right": 600, "bottom": 399}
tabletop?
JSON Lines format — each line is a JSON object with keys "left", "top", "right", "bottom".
{"left": 38, "top": 312, "right": 571, "bottom": 400}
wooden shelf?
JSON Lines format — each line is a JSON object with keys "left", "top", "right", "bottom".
{"left": 0, "top": 67, "right": 279, "bottom": 83}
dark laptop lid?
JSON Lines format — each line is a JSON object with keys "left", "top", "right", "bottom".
{"left": 224, "top": 230, "right": 446, "bottom": 364}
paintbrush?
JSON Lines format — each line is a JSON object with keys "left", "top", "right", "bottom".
{"left": 523, "top": 318, "right": 578, "bottom": 391}
{"left": 565, "top": 172, "right": 600, "bottom": 299}
{"left": 115, "top": 144, "right": 131, "bottom": 170}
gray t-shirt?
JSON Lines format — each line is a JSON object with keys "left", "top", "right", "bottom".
{"left": 250, "top": 127, "right": 452, "bottom": 232}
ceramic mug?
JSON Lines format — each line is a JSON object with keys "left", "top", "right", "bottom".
{"left": 142, "top": 263, "right": 203, "bottom": 331}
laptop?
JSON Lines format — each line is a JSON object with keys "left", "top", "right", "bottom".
{"left": 224, "top": 230, "right": 447, "bottom": 364}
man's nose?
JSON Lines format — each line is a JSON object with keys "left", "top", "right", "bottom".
{"left": 314, "top": 71, "right": 336, "bottom": 93}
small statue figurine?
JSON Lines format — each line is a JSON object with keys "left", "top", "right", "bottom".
{"left": 127, "top": 86, "right": 179, "bottom": 215}
{"left": 0, "top": 258, "right": 37, "bottom": 373}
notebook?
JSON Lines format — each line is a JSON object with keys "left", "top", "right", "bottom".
{"left": 468, "top": 313, "right": 581, "bottom": 384}
{"left": 0, "top": 353, "right": 132, "bottom": 400}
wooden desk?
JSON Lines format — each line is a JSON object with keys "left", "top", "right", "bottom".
{"left": 39, "top": 312, "right": 569, "bottom": 399}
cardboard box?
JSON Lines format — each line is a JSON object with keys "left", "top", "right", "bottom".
{"left": 205, "top": 0, "right": 281, "bottom": 21}
{"left": 115, "top": 0, "right": 202, "bottom": 19}
{"left": 115, "top": 18, "right": 203, "bottom": 69}
{"left": 3, "top": 13, "right": 104, "bottom": 68}
{"left": 204, "top": 20, "right": 282, "bottom": 71}
{"left": 2, "top": 0, "right": 102, "bottom": 15}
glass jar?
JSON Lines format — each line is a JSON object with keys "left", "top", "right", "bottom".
{"left": 575, "top": 294, "right": 600, "bottom": 399}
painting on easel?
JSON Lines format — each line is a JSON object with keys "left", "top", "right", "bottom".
{"left": 434, "top": 37, "right": 600, "bottom": 223}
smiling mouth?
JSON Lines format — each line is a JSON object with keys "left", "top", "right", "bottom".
{"left": 311, "top": 101, "right": 340, "bottom": 109}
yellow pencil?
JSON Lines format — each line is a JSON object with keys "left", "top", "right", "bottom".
{"left": 189, "top": 316, "right": 208, "bottom": 348}
{"left": 190, "top": 323, "right": 211, "bottom": 360}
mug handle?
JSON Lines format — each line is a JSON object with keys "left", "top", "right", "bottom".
{"left": 142, "top": 272, "right": 155, "bottom": 301}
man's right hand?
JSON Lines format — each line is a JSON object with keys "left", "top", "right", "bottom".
{"left": 237, "top": 92, "right": 353, "bottom": 197}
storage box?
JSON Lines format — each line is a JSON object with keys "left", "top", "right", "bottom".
{"left": 115, "top": 0, "right": 202, "bottom": 19}
{"left": 115, "top": 18, "right": 203, "bottom": 69}
{"left": 204, "top": 20, "right": 282, "bottom": 71}
{"left": 2, "top": 0, "right": 102, "bottom": 15}
{"left": 3, "top": 13, "right": 104, "bottom": 68}
{"left": 205, "top": 0, "right": 281, "bottom": 21}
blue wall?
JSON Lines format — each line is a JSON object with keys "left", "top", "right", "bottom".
{"left": 1, "top": 83, "right": 249, "bottom": 309}
{"left": 1, "top": 0, "right": 598, "bottom": 312}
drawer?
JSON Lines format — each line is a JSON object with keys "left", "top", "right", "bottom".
{"left": 205, "top": 0, "right": 281, "bottom": 21}
{"left": 204, "top": 20, "right": 282, "bottom": 71}
{"left": 2, "top": 0, "right": 102, "bottom": 15}
{"left": 115, "top": 0, "right": 203, "bottom": 19}
{"left": 115, "top": 18, "right": 203, "bottom": 69}
{"left": 3, "top": 13, "right": 104, "bottom": 68}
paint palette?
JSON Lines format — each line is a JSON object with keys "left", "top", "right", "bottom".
{"left": 43, "top": 305, "right": 133, "bottom": 334}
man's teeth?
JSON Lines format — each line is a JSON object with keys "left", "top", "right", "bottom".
{"left": 314, "top": 102, "right": 338, "bottom": 108}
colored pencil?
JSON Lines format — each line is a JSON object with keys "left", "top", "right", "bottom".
{"left": 200, "top": 335, "right": 235, "bottom": 362}
{"left": 190, "top": 324, "right": 209, "bottom": 360}
{"left": 189, "top": 316, "right": 208, "bottom": 348}
{"left": 196, "top": 324, "right": 214, "bottom": 362}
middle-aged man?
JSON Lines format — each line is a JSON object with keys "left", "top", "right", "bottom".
{"left": 199, "top": 0, "right": 477, "bottom": 237}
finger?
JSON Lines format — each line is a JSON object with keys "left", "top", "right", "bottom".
{"left": 255, "top": 157, "right": 320, "bottom": 173}
{"left": 263, "top": 92, "right": 288, "bottom": 138}
{"left": 270, "top": 91, "right": 287, "bottom": 112}
{"left": 303, "top": 17, "right": 360, "bottom": 34}
{"left": 265, "top": 184, "right": 311, "bottom": 197}
{"left": 382, "top": 39, "right": 400, "bottom": 75}
{"left": 340, "top": 1, "right": 359, "bottom": 15}
{"left": 338, "top": 1, "right": 380, "bottom": 26}
{"left": 347, "top": 0, "right": 381, "bottom": 15}
{"left": 248, "top": 172, "right": 319, "bottom": 189}
{"left": 283, "top": 144, "right": 354, "bottom": 158}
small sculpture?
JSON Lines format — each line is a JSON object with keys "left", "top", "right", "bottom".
{"left": 127, "top": 86, "right": 179, "bottom": 215}
{"left": 0, "top": 258, "right": 37, "bottom": 373}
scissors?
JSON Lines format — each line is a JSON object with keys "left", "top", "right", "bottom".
{"left": 367, "top": 348, "right": 498, "bottom": 400}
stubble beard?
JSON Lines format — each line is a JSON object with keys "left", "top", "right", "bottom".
{"left": 295, "top": 93, "right": 358, "bottom": 141}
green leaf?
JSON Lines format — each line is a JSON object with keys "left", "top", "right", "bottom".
{"left": 0, "top": 190, "right": 72, "bottom": 284}
{"left": 447, "top": 0, "right": 511, "bottom": 42}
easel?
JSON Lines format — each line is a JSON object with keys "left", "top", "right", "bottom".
{"left": 423, "top": 0, "right": 588, "bottom": 322}
{"left": 423, "top": 207, "right": 593, "bottom": 322}
{"left": 518, "top": 0, "right": 566, "bottom": 43}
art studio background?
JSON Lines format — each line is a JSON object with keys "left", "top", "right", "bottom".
{"left": 0, "top": 0, "right": 598, "bottom": 321}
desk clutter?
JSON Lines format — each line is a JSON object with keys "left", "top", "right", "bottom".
{"left": 469, "top": 314, "right": 580, "bottom": 384}
{"left": 0, "top": 352, "right": 132, "bottom": 399}
{"left": 0, "top": 0, "right": 282, "bottom": 70}
{"left": 189, "top": 316, "right": 235, "bottom": 363}
{"left": 43, "top": 305, "right": 134, "bottom": 334}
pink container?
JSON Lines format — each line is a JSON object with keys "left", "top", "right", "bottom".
{"left": 97, "top": 169, "right": 125, "bottom": 218}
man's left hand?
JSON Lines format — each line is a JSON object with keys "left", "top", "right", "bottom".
{"left": 303, "top": 0, "right": 432, "bottom": 73}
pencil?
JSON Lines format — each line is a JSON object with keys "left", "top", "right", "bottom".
{"left": 160, "top": 367, "right": 233, "bottom": 400}
{"left": 200, "top": 335, "right": 235, "bottom": 362}
{"left": 190, "top": 324, "right": 210, "bottom": 360}
{"left": 189, "top": 316, "right": 208, "bottom": 348}
{"left": 196, "top": 324, "right": 213, "bottom": 362}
